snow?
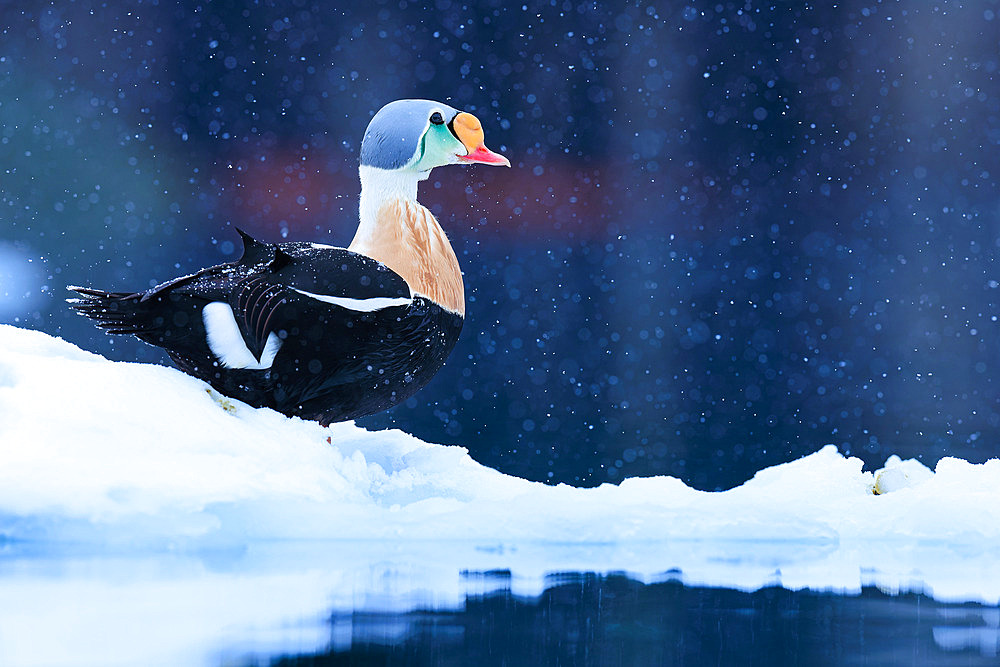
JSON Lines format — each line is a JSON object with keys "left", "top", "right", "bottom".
{"left": 3, "top": 322, "right": 1000, "bottom": 548}
{"left": 1, "top": 323, "right": 1000, "bottom": 665}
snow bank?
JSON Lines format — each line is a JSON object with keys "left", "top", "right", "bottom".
{"left": 2, "top": 323, "right": 999, "bottom": 549}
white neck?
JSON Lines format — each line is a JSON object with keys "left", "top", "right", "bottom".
{"left": 352, "top": 165, "right": 422, "bottom": 248}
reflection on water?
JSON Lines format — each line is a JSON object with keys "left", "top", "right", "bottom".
{"left": 2, "top": 543, "right": 999, "bottom": 667}
{"left": 269, "top": 574, "right": 1000, "bottom": 667}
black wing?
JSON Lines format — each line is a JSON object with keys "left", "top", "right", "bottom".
{"left": 202, "top": 231, "right": 412, "bottom": 363}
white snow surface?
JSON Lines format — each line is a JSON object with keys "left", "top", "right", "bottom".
{"left": 2, "top": 323, "right": 999, "bottom": 548}
{"left": 3, "top": 324, "right": 1000, "bottom": 666}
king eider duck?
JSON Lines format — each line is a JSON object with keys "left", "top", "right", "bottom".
{"left": 69, "top": 99, "right": 509, "bottom": 425}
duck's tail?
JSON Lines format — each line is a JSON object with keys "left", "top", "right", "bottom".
{"left": 67, "top": 285, "right": 203, "bottom": 346}
{"left": 68, "top": 285, "right": 278, "bottom": 408}
{"left": 67, "top": 286, "right": 151, "bottom": 335}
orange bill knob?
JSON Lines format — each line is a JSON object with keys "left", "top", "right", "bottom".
{"left": 452, "top": 112, "right": 511, "bottom": 167}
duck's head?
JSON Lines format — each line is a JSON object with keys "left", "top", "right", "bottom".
{"left": 360, "top": 99, "right": 510, "bottom": 175}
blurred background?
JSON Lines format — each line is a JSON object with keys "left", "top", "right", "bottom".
{"left": 2, "top": 1, "right": 998, "bottom": 489}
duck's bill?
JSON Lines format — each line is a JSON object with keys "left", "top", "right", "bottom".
{"left": 458, "top": 145, "right": 511, "bottom": 167}
{"left": 451, "top": 111, "right": 511, "bottom": 167}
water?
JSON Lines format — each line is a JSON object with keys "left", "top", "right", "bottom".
{"left": 2, "top": 541, "right": 996, "bottom": 666}
{"left": 276, "top": 578, "right": 1000, "bottom": 666}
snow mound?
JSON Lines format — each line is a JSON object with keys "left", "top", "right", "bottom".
{"left": 1, "top": 324, "right": 999, "bottom": 548}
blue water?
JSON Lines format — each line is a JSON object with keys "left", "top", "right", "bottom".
{"left": 2, "top": 543, "right": 996, "bottom": 666}
{"left": 274, "top": 577, "right": 1000, "bottom": 666}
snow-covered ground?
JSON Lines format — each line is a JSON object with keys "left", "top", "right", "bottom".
{"left": 2, "top": 323, "right": 999, "bottom": 665}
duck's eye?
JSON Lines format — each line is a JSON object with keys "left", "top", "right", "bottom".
{"left": 429, "top": 111, "right": 444, "bottom": 125}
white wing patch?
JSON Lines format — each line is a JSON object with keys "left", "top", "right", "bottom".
{"left": 202, "top": 301, "right": 281, "bottom": 370}
{"left": 292, "top": 288, "right": 411, "bottom": 312}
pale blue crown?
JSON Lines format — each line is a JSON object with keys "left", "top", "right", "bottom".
{"left": 360, "top": 99, "right": 461, "bottom": 170}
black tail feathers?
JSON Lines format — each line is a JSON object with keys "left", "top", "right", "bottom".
{"left": 68, "top": 284, "right": 208, "bottom": 350}
{"left": 67, "top": 286, "right": 150, "bottom": 335}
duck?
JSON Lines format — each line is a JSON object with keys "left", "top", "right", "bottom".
{"left": 69, "top": 99, "right": 509, "bottom": 425}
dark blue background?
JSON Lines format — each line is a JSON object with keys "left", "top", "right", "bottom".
{"left": 3, "top": 1, "right": 999, "bottom": 489}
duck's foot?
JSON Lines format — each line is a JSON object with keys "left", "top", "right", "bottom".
{"left": 205, "top": 388, "right": 238, "bottom": 415}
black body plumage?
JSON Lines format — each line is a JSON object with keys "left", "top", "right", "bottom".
{"left": 69, "top": 230, "right": 464, "bottom": 425}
